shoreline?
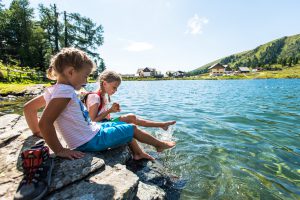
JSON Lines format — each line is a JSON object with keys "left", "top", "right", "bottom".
{"left": 1, "top": 77, "right": 300, "bottom": 96}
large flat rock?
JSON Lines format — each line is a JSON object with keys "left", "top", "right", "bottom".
{"left": 0, "top": 114, "right": 132, "bottom": 200}
{"left": 0, "top": 113, "right": 178, "bottom": 200}
{"left": 47, "top": 164, "right": 139, "bottom": 200}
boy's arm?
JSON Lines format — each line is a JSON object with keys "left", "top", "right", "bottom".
{"left": 23, "top": 95, "right": 46, "bottom": 137}
{"left": 39, "top": 98, "right": 84, "bottom": 160}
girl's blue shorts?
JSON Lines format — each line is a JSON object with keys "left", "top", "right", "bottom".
{"left": 76, "top": 121, "right": 134, "bottom": 152}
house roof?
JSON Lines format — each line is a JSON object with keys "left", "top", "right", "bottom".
{"left": 208, "top": 63, "right": 225, "bottom": 69}
{"left": 143, "top": 67, "right": 151, "bottom": 72}
{"left": 239, "top": 67, "right": 250, "bottom": 71}
{"left": 137, "top": 67, "right": 156, "bottom": 73}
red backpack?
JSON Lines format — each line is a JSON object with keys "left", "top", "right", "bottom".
{"left": 81, "top": 90, "right": 104, "bottom": 113}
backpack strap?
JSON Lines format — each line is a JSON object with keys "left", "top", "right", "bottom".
{"left": 96, "top": 90, "right": 103, "bottom": 112}
{"left": 81, "top": 90, "right": 104, "bottom": 113}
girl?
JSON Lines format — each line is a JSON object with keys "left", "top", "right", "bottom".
{"left": 23, "top": 47, "right": 175, "bottom": 160}
{"left": 83, "top": 70, "right": 176, "bottom": 130}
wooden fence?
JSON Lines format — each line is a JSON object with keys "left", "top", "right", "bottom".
{"left": 0, "top": 65, "right": 45, "bottom": 82}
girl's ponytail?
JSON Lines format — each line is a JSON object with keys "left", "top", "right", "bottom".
{"left": 46, "top": 66, "right": 56, "bottom": 80}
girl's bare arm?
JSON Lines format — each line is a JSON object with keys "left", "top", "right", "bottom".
{"left": 89, "top": 103, "right": 112, "bottom": 122}
{"left": 39, "top": 98, "right": 85, "bottom": 160}
{"left": 23, "top": 95, "right": 46, "bottom": 137}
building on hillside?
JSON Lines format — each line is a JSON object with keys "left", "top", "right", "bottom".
{"left": 137, "top": 67, "right": 157, "bottom": 77}
{"left": 173, "top": 71, "right": 186, "bottom": 78}
{"left": 238, "top": 67, "right": 250, "bottom": 73}
{"left": 208, "top": 63, "right": 226, "bottom": 76}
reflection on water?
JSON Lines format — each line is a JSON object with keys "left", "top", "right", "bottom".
{"left": 0, "top": 96, "right": 32, "bottom": 116}
{"left": 2, "top": 79, "right": 300, "bottom": 199}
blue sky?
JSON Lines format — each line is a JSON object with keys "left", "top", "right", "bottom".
{"left": 2, "top": 0, "right": 300, "bottom": 74}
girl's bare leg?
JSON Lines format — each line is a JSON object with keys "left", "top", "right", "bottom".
{"left": 132, "top": 125, "right": 176, "bottom": 152}
{"left": 128, "top": 139, "right": 155, "bottom": 161}
{"left": 120, "top": 113, "right": 176, "bottom": 130}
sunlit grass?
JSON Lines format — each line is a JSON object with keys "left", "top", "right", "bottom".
{"left": 0, "top": 83, "right": 49, "bottom": 95}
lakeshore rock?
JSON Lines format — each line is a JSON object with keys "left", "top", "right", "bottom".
{"left": 0, "top": 114, "right": 182, "bottom": 200}
{"left": 23, "top": 84, "right": 46, "bottom": 96}
{"left": 0, "top": 84, "right": 45, "bottom": 98}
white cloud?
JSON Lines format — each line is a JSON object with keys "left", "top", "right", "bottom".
{"left": 124, "top": 42, "right": 154, "bottom": 52}
{"left": 185, "top": 14, "right": 208, "bottom": 35}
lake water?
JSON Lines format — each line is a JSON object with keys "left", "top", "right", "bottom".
{"left": 1, "top": 79, "right": 300, "bottom": 199}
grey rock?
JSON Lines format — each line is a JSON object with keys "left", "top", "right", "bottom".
{"left": 49, "top": 153, "right": 105, "bottom": 192}
{"left": 135, "top": 182, "right": 165, "bottom": 200}
{"left": 0, "top": 128, "right": 41, "bottom": 199}
{"left": 47, "top": 164, "right": 139, "bottom": 200}
{"left": 0, "top": 113, "right": 179, "bottom": 200}
{"left": 23, "top": 84, "right": 46, "bottom": 96}
{"left": 0, "top": 114, "right": 131, "bottom": 200}
{"left": 0, "top": 115, "right": 29, "bottom": 147}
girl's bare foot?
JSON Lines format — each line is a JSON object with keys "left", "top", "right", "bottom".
{"left": 156, "top": 141, "right": 176, "bottom": 152}
{"left": 161, "top": 121, "right": 176, "bottom": 131}
{"left": 133, "top": 151, "right": 155, "bottom": 161}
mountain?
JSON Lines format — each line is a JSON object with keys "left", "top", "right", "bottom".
{"left": 189, "top": 33, "right": 300, "bottom": 75}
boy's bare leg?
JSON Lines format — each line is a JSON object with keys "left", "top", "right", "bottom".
{"left": 132, "top": 126, "right": 176, "bottom": 152}
{"left": 120, "top": 114, "right": 176, "bottom": 130}
{"left": 128, "top": 139, "right": 155, "bottom": 161}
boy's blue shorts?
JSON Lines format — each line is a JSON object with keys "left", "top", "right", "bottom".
{"left": 76, "top": 121, "right": 134, "bottom": 152}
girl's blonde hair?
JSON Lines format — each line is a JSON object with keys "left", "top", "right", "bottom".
{"left": 98, "top": 70, "right": 122, "bottom": 102}
{"left": 47, "top": 47, "right": 95, "bottom": 80}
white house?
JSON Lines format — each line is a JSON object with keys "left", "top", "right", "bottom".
{"left": 137, "top": 67, "right": 157, "bottom": 77}
{"left": 173, "top": 71, "right": 186, "bottom": 77}
{"left": 238, "top": 67, "right": 250, "bottom": 73}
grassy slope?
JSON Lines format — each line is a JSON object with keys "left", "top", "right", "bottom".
{"left": 194, "top": 64, "right": 300, "bottom": 80}
{"left": 190, "top": 33, "right": 300, "bottom": 75}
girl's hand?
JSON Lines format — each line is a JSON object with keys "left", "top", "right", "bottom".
{"left": 110, "top": 103, "right": 120, "bottom": 113}
{"left": 56, "top": 148, "right": 85, "bottom": 160}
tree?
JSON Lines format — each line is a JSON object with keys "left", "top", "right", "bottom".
{"left": 287, "top": 57, "right": 292, "bottom": 67}
{"left": 29, "top": 23, "right": 49, "bottom": 71}
{"left": 292, "top": 57, "right": 298, "bottom": 65}
{"left": 92, "top": 58, "right": 106, "bottom": 78}
{"left": 38, "top": 3, "right": 62, "bottom": 54}
{"left": 63, "top": 12, "right": 104, "bottom": 62}
{"left": 0, "top": 2, "right": 9, "bottom": 62}
{"left": 5, "top": 0, "right": 34, "bottom": 67}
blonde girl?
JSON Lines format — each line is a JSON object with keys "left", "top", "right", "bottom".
{"left": 84, "top": 70, "right": 176, "bottom": 130}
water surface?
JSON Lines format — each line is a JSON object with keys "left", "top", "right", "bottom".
{"left": 1, "top": 79, "right": 300, "bottom": 199}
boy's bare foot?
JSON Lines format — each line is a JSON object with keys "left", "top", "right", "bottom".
{"left": 156, "top": 141, "right": 176, "bottom": 152}
{"left": 133, "top": 151, "right": 155, "bottom": 161}
{"left": 161, "top": 121, "right": 176, "bottom": 131}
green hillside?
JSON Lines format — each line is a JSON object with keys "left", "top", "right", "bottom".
{"left": 189, "top": 34, "right": 300, "bottom": 75}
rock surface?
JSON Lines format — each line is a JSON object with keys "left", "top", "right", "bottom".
{"left": 0, "top": 84, "right": 46, "bottom": 98}
{"left": 0, "top": 114, "right": 182, "bottom": 200}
